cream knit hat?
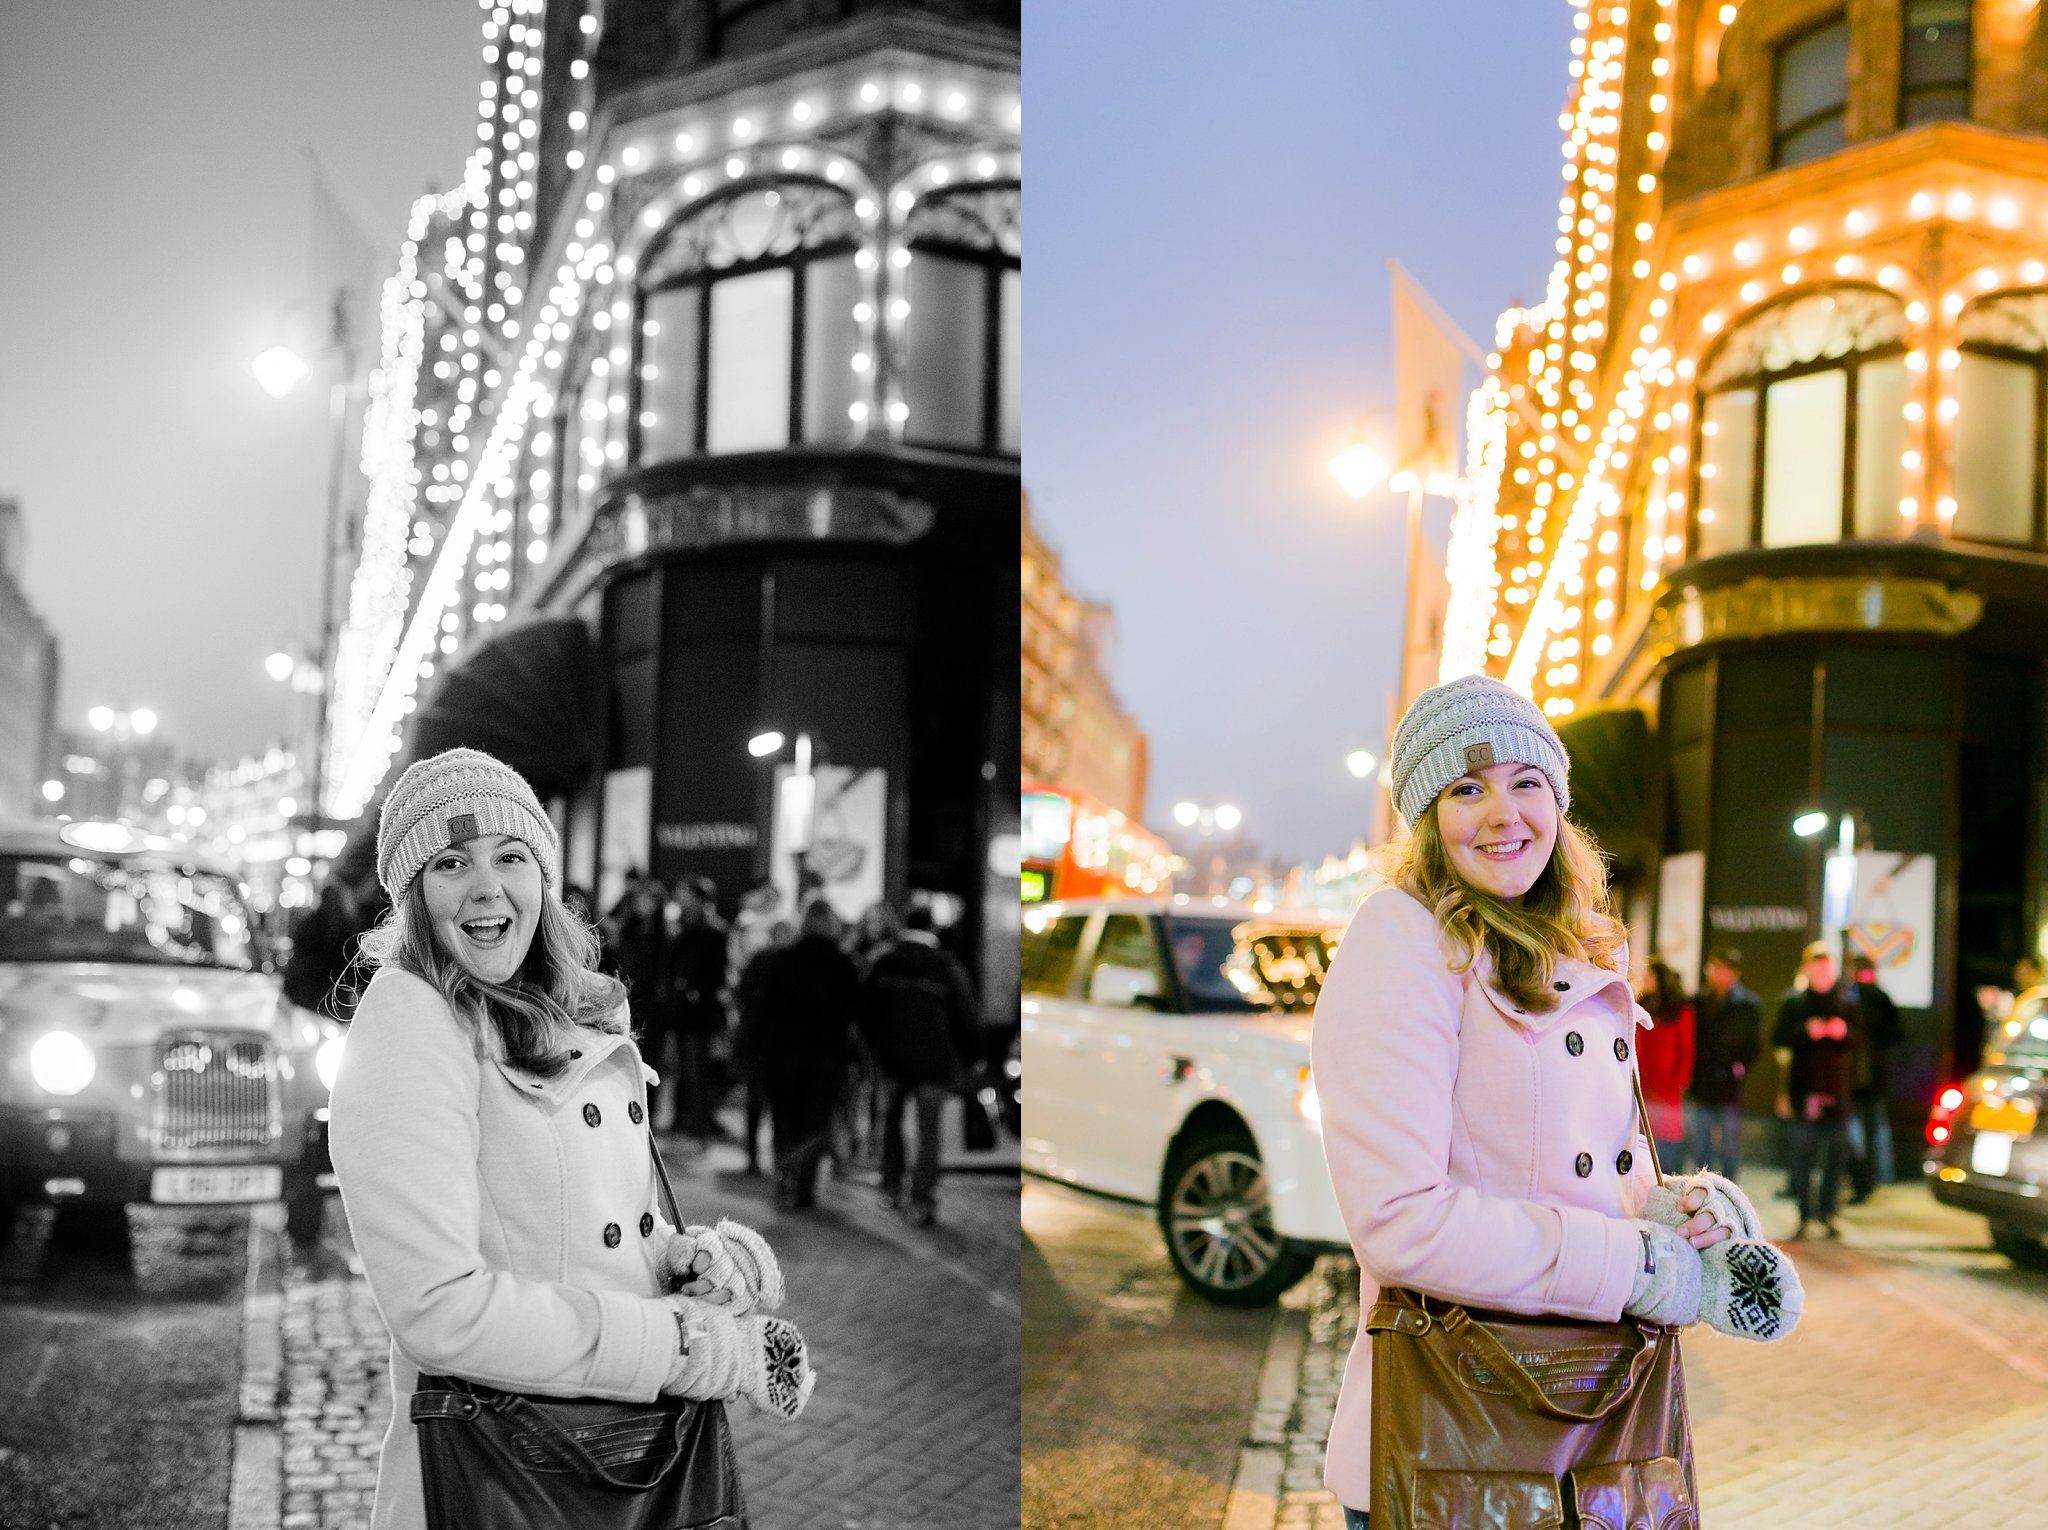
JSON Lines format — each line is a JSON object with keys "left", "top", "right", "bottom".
{"left": 1389, "top": 674, "right": 1570, "bottom": 829}
{"left": 375, "top": 747, "right": 559, "bottom": 900}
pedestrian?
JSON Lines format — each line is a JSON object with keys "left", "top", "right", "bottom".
{"left": 1310, "top": 676, "right": 1801, "bottom": 1529}
{"left": 1773, "top": 940, "right": 1865, "bottom": 1240}
{"left": 1846, "top": 954, "right": 1903, "bottom": 1202}
{"left": 733, "top": 916, "right": 797, "bottom": 1175}
{"left": 281, "top": 876, "right": 367, "bottom": 1020}
{"left": 326, "top": 747, "right": 812, "bottom": 1530}
{"left": 752, "top": 896, "right": 860, "bottom": 1209}
{"left": 611, "top": 874, "right": 677, "bottom": 1127}
{"left": 859, "top": 904, "right": 980, "bottom": 1226}
{"left": 667, "top": 876, "right": 731, "bottom": 1144}
{"left": 1686, "top": 946, "right": 1762, "bottom": 1179}
{"left": 1632, "top": 954, "right": 1694, "bottom": 1168}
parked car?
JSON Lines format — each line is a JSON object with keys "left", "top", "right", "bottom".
{"left": 1020, "top": 895, "right": 1349, "bottom": 1305}
{"left": 1925, "top": 985, "right": 2048, "bottom": 1269}
{"left": 0, "top": 819, "right": 344, "bottom": 1245}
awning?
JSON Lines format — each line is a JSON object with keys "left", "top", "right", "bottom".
{"left": 330, "top": 616, "right": 604, "bottom": 890}
{"left": 1556, "top": 703, "right": 1655, "bottom": 882}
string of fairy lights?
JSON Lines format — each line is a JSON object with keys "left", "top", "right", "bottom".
{"left": 325, "top": 0, "right": 1019, "bottom": 819}
{"left": 1446, "top": 0, "right": 2046, "bottom": 718}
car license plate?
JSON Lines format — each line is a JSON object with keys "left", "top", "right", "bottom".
{"left": 150, "top": 1166, "right": 283, "bottom": 1204}
{"left": 1969, "top": 1100, "right": 2037, "bottom": 1137}
{"left": 1972, "top": 1132, "right": 2015, "bottom": 1178}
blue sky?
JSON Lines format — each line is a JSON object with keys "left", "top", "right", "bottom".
{"left": 1026, "top": 0, "right": 1578, "bottom": 863}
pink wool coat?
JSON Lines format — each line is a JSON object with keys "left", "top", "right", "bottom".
{"left": 329, "top": 966, "right": 681, "bottom": 1530}
{"left": 1308, "top": 886, "right": 1659, "bottom": 1513}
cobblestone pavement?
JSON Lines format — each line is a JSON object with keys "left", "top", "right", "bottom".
{"left": 1229, "top": 1171, "right": 2048, "bottom": 1529}
{"left": 273, "top": 1110, "right": 1019, "bottom": 1530}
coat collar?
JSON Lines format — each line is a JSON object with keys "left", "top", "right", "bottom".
{"left": 490, "top": 1018, "right": 650, "bottom": 1106}
{"left": 1472, "top": 947, "right": 1637, "bottom": 1033}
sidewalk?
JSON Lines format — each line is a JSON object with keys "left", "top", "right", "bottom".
{"left": 1223, "top": 1169, "right": 2048, "bottom": 1530}
{"left": 259, "top": 1104, "right": 1020, "bottom": 1530}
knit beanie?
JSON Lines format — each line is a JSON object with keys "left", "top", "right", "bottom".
{"left": 1388, "top": 673, "right": 1571, "bottom": 829}
{"left": 375, "top": 747, "right": 558, "bottom": 900}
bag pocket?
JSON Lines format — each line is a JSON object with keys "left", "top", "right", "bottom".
{"left": 1412, "top": 1468, "right": 1565, "bottom": 1529}
{"left": 1567, "top": 1455, "right": 1695, "bottom": 1530}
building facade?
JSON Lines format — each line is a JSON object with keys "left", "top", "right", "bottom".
{"left": 1020, "top": 494, "right": 1149, "bottom": 821}
{"left": 0, "top": 500, "right": 58, "bottom": 820}
{"left": 326, "top": 0, "right": 1020, "bottom": 1017}
{"left": 1444, "top": 0, "right": 2048, "bottom": 1126}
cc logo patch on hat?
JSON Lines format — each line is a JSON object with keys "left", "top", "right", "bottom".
{"left": 1464, "top": 742, "right": 1496, "bottom": 770}
{"left": 447, "top": 812, "right": 479, "bottom": 840}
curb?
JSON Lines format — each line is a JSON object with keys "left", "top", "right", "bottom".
{"left": 228, "top": 1202, "right": 285, "bottom": 1530}
{"left": 1221, "top": 1300, "right": 1310, "bottom": 1530}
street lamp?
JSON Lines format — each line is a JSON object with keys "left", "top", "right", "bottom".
{"left": 749, "top": 728, "right": 821, "bottom": 902}
{"left": 86, "top": 706, "right": 161, "bottom": 818}
{"left": 1346, "top": 749, "right": 1378, "bottom": 780}
{"left": 251, "top": 344, "right": 312, "bottom": 398}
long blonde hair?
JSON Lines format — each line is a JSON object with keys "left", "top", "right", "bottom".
{"left": 1373, "top": 805, "right": 1627, "bottom": 1014}
{"left": 360, "top": 878, "right": 629, "bottom": 1076}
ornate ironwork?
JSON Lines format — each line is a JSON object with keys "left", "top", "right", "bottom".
{"left": 1960, "top": 291, "right": 2048, "bottom": 352}
{"left": 906, "top": 186, "right": 1020, "bottom": 256}
{"left": 639, "top": 182, "right": 859, "bottom": 284}
{"left": 1700, "top": 288, "right": 1906, "bottom": 389}
{"left": 1650, "top": 575, "right": 1983, "bottom": 652}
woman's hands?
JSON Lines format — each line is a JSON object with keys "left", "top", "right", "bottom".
{"left": 662, "top": 1296, "right": 816, "bottom": 1421}
{"left": 1644, "top": 1171, "right": 1761, "bottom": 1250}
{"left": 1637, "top": 1172, "right": 1803, "bottom": 1342}
{"left": 657, "top": 1219, "right": 785, "bottom": 1314}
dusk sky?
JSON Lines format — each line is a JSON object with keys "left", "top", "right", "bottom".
{"left": 0, "top": 1, "right": 482, "bottom": 769}
{"left": 1027, "top": 0, "right": 1579, "bottom": 865}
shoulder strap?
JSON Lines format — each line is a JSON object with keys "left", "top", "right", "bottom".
{"left": 649, "top": 1136, "right": 683, "bottom": 1228}
{"left": 1630, "top": 1065, "right": 1662, "bottom": 1182}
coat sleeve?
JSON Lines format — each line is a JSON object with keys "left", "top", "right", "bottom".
{"left": 1310, "top": 890, "right": 1641, "bottom": 1322}
{"left": 329, "top": 968, "right": 678, "bottom": 1402}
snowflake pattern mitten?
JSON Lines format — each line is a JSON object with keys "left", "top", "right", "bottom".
{"left": 1699, "top": 1237, "right": 1804, "bottom": 1342}
{"left": 737, "top": 1314, "right": 815, "bottom": 1422}
{"left": 660, "top": 1219, "right": 785, "bottom": 1314}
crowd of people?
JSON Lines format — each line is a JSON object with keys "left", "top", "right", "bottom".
{"left": 1628, "top": 941, "right": 1905, "bottom": 1239}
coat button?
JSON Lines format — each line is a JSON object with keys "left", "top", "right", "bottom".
{"left": 570, "top": 1050, "right": 583, "bottom": 1059}
{"left": 583, "top": 1103, "right": 602, "bottom": 1127}
{"left": 629, "top": 1101, "right": 644, "bottom": 1125}
{"left": 1614, "top": 1037, "right": 1631, "bottom": 1062}
{"left": 1566, "top": 1031, "right": 1584, "bottom": 1056}
{"left": 1616, "top": 1150, "right": 1634, "bottom": 1175}
{"left": 603, "top": 1222, "right": 622, "bottom": 1248}
{"left": 1554, "top": 980, "right": 1570, "bottom": 991}
{"left": 640, "top": 1213, "right": 654, "bottom": 1238}
{"left": 1574, "top": 1152, "right": 1593, "bottom": 1178}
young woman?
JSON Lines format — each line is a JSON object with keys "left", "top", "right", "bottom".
{"left": 1310, "top": 676, "right": 1799, "bottom": 1529}
{"left": 1634, "top": 954, "right": 1697, "bottom": 1169}
{"left": 329, "top": 747, "right": 813, "bottom": 1530}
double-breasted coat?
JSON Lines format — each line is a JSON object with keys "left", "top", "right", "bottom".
{"left": 1308, "top": 886, "right": 1660, "bottom": 1513}
{"left": 329, "top": 966, "right": 682, "bottom": 1530}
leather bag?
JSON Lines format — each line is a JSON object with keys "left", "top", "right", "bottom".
{"left": 1367, "top": 1078, "right": 1696, "bottom": 1530}
{"left": 410, "top": 1139, "right": 750, "bottom": 1530}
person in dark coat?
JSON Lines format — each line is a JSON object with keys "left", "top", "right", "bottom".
{"left": 1686, "top": 947, "right": 1762, "bottom": 1178}
{"left": 282, "top": 878, "right": 368, "bottom": 1019}
{"left": 609, "top": 875, "right": 676, "bottom": 1124}
{"left": 1773, "top": 942, "right": 1865, "bottom": 1239}
{"left": 753, "top": 897, "right": 859, "bottom": 1209}
{"left": 733, "top": 916, "right": 796, "bottom": 1175}
{"left": 667, "top": 876, "right": 731, "bottom": 1145}
{"left": 1846, "top": 955, "right": 1904, "bottom": 1201}
{"left": 859, "top": 905, "right": 980, "bottom": 1226}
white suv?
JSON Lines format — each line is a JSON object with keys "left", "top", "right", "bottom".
{"left": 1021, "top": 896, "right": 1348, "bottom": 1304}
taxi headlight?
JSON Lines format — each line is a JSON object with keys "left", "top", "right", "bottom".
{"left": 30, "top": 1031, "right": 96, "bottom": 1096}
{"left": 314, "top": 1034, "right": 347, "bottom": 1092}
{"left": 1296, "top": 1065, "right": 1322, "bottom": 1129}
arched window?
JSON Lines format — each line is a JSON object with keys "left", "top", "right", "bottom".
{"left": 901, "top": 185, "right": 1021, "bottom": 456}
{"left": 1691, "top": 288, "right": 1907, "bottom": 558}
{"left": 1953, "top": 292, "right": 2048, "bottom": 545}
{"left": 632, "top": 182, "right": 863, "bottom": 464}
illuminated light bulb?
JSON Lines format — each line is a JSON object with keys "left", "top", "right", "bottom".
{"left": 888, "top": 399, "right": 909, "bottom": 422}
{"left": 565, "top": 149, "right": 583, "bottom": 169}
{"left": 852, "top": 301, "right": 874, "bottom": 323}
{"left": 850, "top": 352, "right": 872, "bottom": 373}
{"left": 2026, "top": 261, "right": 2047, "bottom": 284}
{"left": 1879, "top": 265, "right": 1905, "bottom": 287}
{"left": 726, "top": 157, "right": 745, "bottom": 178}
{"left": 596, "top": 164, "right": 615, "bottom": 185}
{"left": 683, "top": 175, "right": 702, "bottom": 195}
{"left": 1911, "top": 192, "right": 1935, "bottom": 218}
{"left": 1741, "top": 280, "right": 1763, "bottom": 302}
{"left": 1977, "top": 268, "right": 2002, "bottom": 290}
{"left": 930, "top": 165, "right": 950, "bottom": 186}
{"left": 1947, "top": 191, "right": 1973, "bottom": 218}
{"left": 1683, "top": 253, "right": 1705, "bottom": 277}
{"left": 890, "top": 247, "right": 911, "bottom": 269}
{"left": 901, "top": 82, "right": 923, "bottom": 105}
{"left": 1782, "top": 264, "right": 1801, "bottom": 283}
{"left": 893, "top": 189, "right": 915, "bottom": 213}
{"left": 1900, "top": 497, "right": 1919, "bottom": 518}
{"left": 1846, "top": 208, "right": 1871, "bottom": 234}
{"left": 1941, "top": 349, "right": 1961, "bottom": 370}
{"left": 848, "top": 401, "right": 870, "bottom": 422}
{"left": 674, "top": 132, "right": 695, "bottom": 153}
{"left": 1909, "top": 300, "right": 1931, "bottom": 321}
{"left": 1835, "top": 255, "right": 1863, "bottom": 276}
{"left": 1939, "top": 397, "right": 1959, "bottom": 421}
{"left": 733, "top": 117, "right": 753, "bottom": 139}
{"left": 889, "top": 297, "right": 910, "bottom": 320}
{"left": 855, "top": 249, "right": 876, "bottom": 270}
{"left": 1902, "top": 450, "right": 1923, "bottom": 470}
{"left": 1733, "top": 240, "right": 1756, "bottom": 263}
{"left": 781, "top": 148, "right": 801, "bottom": 170}
{"left": 860, "top": 81, "right": 880, "bottom": 104}
{"left": 976, "top": 155, "right": 998, "bottom": 177}
{"left": 1635, "top": 221, "right": 1653, "bottom": 240}
{"left": 1789, "top": 225, "right": 1813, "bottom": 250}
{"left": 855, "top": 197, "right": 877, "bottom": 219}
{"left": 792, "top": 101, "right": 813, "bottom": 123}
{"left": 1633, "top": 258, "right": 1651, "bottom": 278}
{"left": 1904, "top": 401, "right": 1925, "bottom": 422}
{"left": 826, "top": 161, "right": 846, "bottom": 182}
{"left": 1939, "top": 497, "right": 1958, "bottom": 518}
{"left": 621, "top": 145, "right": 642, "bottom": 168}
{"left": 642, "top": 206, "right": 663, "bottom": 228}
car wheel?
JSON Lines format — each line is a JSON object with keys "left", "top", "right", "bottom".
{"left": 285, "top": 1182, "right": 327, "bottom": 1246}
{"left": 1990, "top": 1223, "right": 2048, "bottom": 1271}
{"left": 1159, "top": 1128, "right": 1314, "bottom": 1307}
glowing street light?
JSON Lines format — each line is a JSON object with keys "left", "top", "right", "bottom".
{"left": 251, "top": 344, "right": 312, "bottom": 398}
{"left": 266, "top": 651, "right": 297, "bottom": 683}
{"left": 41, "top": 780, "right": 62, "bottom": 803}
{"left": 747, "top": 729, "right": 787, "bottom": 758}
{"left": 87, "top": 706, "right": 114, "bottom": 732}
{"left": 1792, "top": 811, "right": 1830, "bottom": 838}
{"left": 1346, "top": 749, "right": 1378, "bottom": 780}
{"left": 1172, "top": 801, "right": 1199, "bottom": 827}
{"left": 1329, "top": 442, "right": 1391, "bottom": 500}
{"left": 1214, "top": 804, "right": 1242, "bottom": 832}
{"left": 129, "top": 708, "right": 157, "bottom": 736}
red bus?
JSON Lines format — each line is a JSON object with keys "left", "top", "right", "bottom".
{"left": 1020, "top": 783, "right": 1172, "bottom": 904}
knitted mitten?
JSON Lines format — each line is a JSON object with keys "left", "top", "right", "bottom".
{"left": 1622, "top": 1220, "right": 1703, "bottom": 1328}
{"left": 662, "top": 1300, "right": 744, "bottom": 1399}
{"left": 1643, "top": 1171, "right": 1763, "bottom": 1241}
{"left": 1698, "top": 1237, "right": 1804, "bottom": 1343}
{"left": 658, "top": 1219, "right": 785, "bottom": 1314}
{"left": 735, "top": 1315, "right": 815, "bottom": 1422}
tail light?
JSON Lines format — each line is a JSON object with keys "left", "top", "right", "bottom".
{"left": 1926, "top": 1084, "right": 1966, "bottom": 1146}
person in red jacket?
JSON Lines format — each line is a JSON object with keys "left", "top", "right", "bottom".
{"left": 1633, "top": 955, "right": 1696, "bottom": 1169}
